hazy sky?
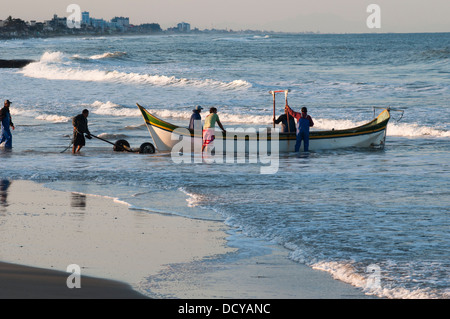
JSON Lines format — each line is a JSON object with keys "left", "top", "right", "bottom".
{"left": 2, "top": 0, "right": 449, "bottom": 33}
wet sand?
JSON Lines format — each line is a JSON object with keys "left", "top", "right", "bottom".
{"left": 0, "top": 261, "right": 147, "bottom": 299}
{"left": 0, "top": 179, "right": 234, "bottom": 298}
{"left": 0, "top": 180, "right": 372, "bottom": 299}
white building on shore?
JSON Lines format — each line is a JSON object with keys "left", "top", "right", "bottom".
{"left": 177, "top": 22, "right": 190, "bottom": 32}
{"left": 80, "top": 12, "right": 130, "bottom": 31}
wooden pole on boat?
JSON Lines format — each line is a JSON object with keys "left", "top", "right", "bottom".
{"left": 285, "top": 90, "right": 290, "bottom": 133}
{"left": 272, "top": 91, "right": 276, "bottom": 128}
{"left": 269, "top": 90, "right": 291, "bottom": 129}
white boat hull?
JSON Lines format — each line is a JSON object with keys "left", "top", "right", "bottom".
{"left": 138, "top": 104, "right": 390, "bottom": 154}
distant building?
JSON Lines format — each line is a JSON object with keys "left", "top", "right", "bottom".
{"left": 82, "top": 11, "right": 90, "bottom": 26}
{"left": 91, "top": 18, "right": 107, "bottom": 30}
{"left": 111, "top": 16, "right": 129, "bottom": 30}
{"left": 51, "top": 14, "right": 67, "bottom": 28}
{"left": 177, "top": 22, "right": 190, "bottom": 32}
{"left": 139, "top": 23, "right": 162, "bottom": 33}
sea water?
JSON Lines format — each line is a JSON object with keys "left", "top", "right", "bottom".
{"left": 0, "top": 33, "right": 449, "bottom": 298}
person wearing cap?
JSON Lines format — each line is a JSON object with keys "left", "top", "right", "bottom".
{"left": 0, "top": 100, "right": 15, "bottom": 149}
{"left": 72, "top": 109, "right": 91, "bottom": 154}
{"left": 189, "top": 105, "right": 203, "bottom": 131}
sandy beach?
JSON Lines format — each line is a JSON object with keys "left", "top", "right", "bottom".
{"left": 0, "top": 180, "right": 372, "bottom": 299}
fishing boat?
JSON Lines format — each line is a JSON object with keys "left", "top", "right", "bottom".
{"left": 137, "top": 103, "right": 391, "bottom": 153}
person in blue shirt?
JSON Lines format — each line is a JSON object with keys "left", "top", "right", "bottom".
{"left": 0, "top": 100, "right": 15, "bottom": 149}
{"left": 189, "top": 105, "right": 203, "bottom": 131}
{"left": 285, "top": 104, "right": 314, "bottom": 152}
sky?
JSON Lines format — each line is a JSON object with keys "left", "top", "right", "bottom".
{"left": 1, "top": 0, "right": 449, "bottom": 33}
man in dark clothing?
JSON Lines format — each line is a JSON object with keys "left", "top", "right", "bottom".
{"left": 72, "top": 109, "right": 91, "bottom": 153}
{"left": 189, "top": 105, "right": 203, "bottom": 131}
{"left": 274, "top": 113, "right": 296, "bottom": 133}
{"left": 285, "top": 105, "right": 314, "bottom": 152}
{"left": 0, "top": 100, "right": 15, "bottom": 149}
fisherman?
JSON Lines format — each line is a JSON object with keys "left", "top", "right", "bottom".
{"left": 72, "top": 109, "right": 92, "bottom": 153}
{"left": 285, "top": 104, "right": 314, "bottom": 152}
{"left": 202, "top": 107, "right": 226, "bottom": 152}
{"left": 189, "top": 105, "right": 203, "bottom": 131}
{"left": 0, "top": 100, "right": 15, "bottom": 149}
{"left": 274, "top": 112, "right": 296, "bottom": 133}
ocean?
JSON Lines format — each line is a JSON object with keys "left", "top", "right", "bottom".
{"left": 0, "top": 32, "right": 449, "bottom": 298}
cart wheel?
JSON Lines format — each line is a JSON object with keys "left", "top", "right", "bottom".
{"left": 139, "top": 142, "right": 155, "bottom": 154}
{"left": 114, "top": 139, "right": 130, "bottom": 152}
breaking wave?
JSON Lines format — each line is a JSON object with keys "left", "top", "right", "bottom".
{"left": 72, "top": 51, "right": 128, "bottom": 60}
{"left": 35, "top": 114, "right": 71, "bottom": 123}
{"left": 19, "top": 51, "right": 252, "bottom": 90}
{"left": 387, "top": 122, "right": 450, "bottom": 138}
{"left": 89, "top": 51, "right": 128, "bottom": 60}
{"left": 90, "top": 101, "right": 140, "bottom": 117}
{"left": 10, "top": 107, "right": 70, "bottom": 123}
{"left": 96, "top": 132, "right": 128, "bottom": 140}
{"left": 311, "top": 261, "right": 443, "bottom": 299}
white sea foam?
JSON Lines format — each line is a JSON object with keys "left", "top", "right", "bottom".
{"left": 40, "top": 51, "right": 66, "bottom": 63}
{"left": 311, "top": 261, "right": 440, "bottom": 299}
{"left": 35, "top": 114, "right": 71, "bottom": 123}
{"left": 9, "top": 109, "right": 28, "bottom": 116}
{"left": 20, "top": 51, "right": 252, "bottom": 90}
{"left": 10, "top": 107, "right": 70, "bottom": 123}
{"left": 72, "top": 51, "right": 127, "bottom": 60}
{"left": 96, "top": 132, "right": 128, "bottom": 140}
{"left": 89, "top": 51, "right": 127, "bottom": 60}
{"left": 315, "top": 118, "right": 450, "bottom": 138}
{"left": 90, "top": 101, "right": 140, "bottom": 117}
{"left": 387, "top": 122, "right": 450, "bottom": 138}
{"left": 178, "top": 187, "right": 208, "bottom": 208}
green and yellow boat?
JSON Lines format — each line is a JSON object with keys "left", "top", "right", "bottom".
{"left": 137, "top": 103, "right": 391, "bottom": 153}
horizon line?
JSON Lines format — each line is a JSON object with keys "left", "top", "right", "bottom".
{"left": 1, "top": 14, "right": 449, "bottom": 35}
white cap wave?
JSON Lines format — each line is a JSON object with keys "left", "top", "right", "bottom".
{"left": 19, "top": 51, "right": 252, "bottom": 90}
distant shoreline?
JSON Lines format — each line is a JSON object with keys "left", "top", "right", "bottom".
{"left": 1, "top": 30, "right": 448, "bottom": 41}
{"left": 0, "top": 30, "right": 285, "bottom": 42}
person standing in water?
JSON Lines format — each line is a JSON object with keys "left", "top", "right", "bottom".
{"left": 0, "top": 100, "right": 15, "bottom": 149}
{"left": 189, "top": 105, "right": 203, "bottom": 131}
{"left": 285, "top": 104, "right": 314, "bottom": 152}
{"left": 72, "top": 109, "right": 92, "bottom": 153}
{"left": 202, "top": 107, "right": 226, "bottom": 152}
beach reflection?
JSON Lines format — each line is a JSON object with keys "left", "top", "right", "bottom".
{"left": 71, "top": 193, "right": 86, "bottom": 210}
{"left": 0, "top": 180, "right": 11, "bottom": 208}
{"left": 70, "top": 193, "right": 87, "bottom": 223}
